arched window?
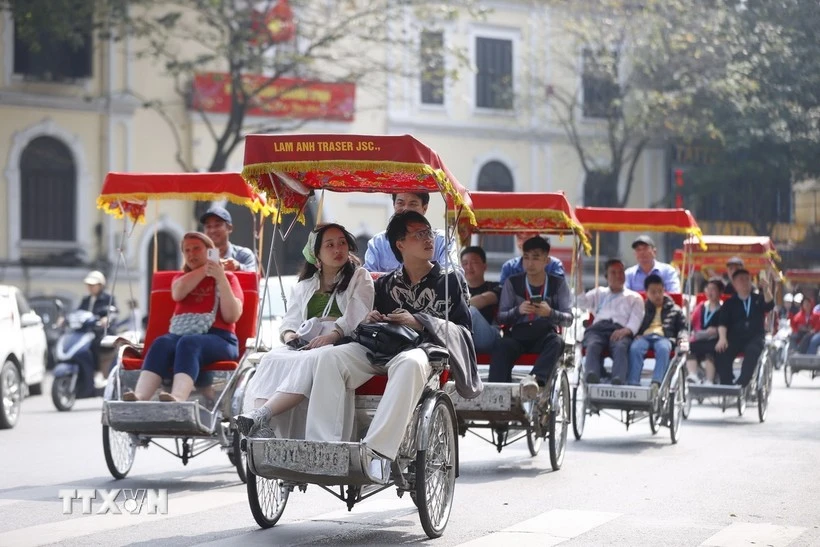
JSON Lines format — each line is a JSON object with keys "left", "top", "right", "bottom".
{"left": 477, "top": 161, "right": 514, "bottom": 254}
{"left": 20, "top": 136, "right": 76, "bottom": 242}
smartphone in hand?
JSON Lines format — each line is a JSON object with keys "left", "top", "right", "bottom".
{"left": 207, "top": 248, "right": 220, "bottom": 262}
{"left": 530, "top": 296, "right": 543, "bottom": 305}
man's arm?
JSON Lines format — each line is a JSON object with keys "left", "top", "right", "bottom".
{"left": 470, "top": 289, "right": 498, "bottom": 310}
{"left": 446, "top": 272, "right": 472, "bottom": 330}
{"left": 664, "top": 264, "right": 682, "bottom": 293}
{"left": 495, "top": 279, "right": 520, "bottom": 326}
{"left": 624, "top": 294, "right": 645, "bottom": 335}
{"left": 548, "top": 278, "right": 573, "bottom": 328}
{"left": 435, "top": 232, "right": 459, "bottom": 270}
{"left": 234, "top": 246, "right": 258, "bottom": 272}
{"left": 363, "top": 234, "right": 382, "bottom": 272}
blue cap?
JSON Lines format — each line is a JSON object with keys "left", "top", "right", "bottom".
{"left": 200, "top": 205, "right": 232, "bottom": 225}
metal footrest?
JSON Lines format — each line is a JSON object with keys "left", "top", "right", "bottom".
{"left": 103, "top": 401, "right": 215, "bottom": 436}
{"left": 246, "top": 438, "right": 376, "bottom": 486}
{"left": 788, "top": 355, "right": 820, "bottom": 371}
{"left": 688, "top": 384, "right": 743, "bottom": 397}
{"left": 588, "top": 384, "right": 653, "bottom": 410}
{"left": 448, "top": 381, "right": 524, "bottom": 421}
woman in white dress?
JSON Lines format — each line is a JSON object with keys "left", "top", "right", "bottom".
{"left": 237, "top": 223, "right": 374, "bottom": 437}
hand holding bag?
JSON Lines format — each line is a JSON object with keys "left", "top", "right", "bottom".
{"left": 352, "top": 321, "right": 421, "bottom": 364}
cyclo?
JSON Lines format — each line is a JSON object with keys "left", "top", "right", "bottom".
{"left": 570, "top": 207, "right": 704, "bottom": 444}
{"left": 446, "top": 191, "right": 590, "bottom": 469}
{"left": 238, "top": 133, "right": 475, "bottom": 539}
{"left": 96, "top": 172, "right": 270, "bottom": 482}
{"left": 783, "top": 268, "right": 820, "bottom": 386}
{"left": 674, "top": 235, "right": 781, "bottom": 421}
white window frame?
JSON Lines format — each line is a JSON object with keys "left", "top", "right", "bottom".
{"left": 469, "top": 25, "right": 521, "bottom": 116}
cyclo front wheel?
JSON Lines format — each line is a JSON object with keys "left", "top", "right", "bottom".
{"left": 102, "top": 425, "right": 136, "bottom": 479}
{"left": 246, "top": 464, "right": 289, "bottom": 529}
{"left": 415, "top": 393, "right": 457, "bottom": 539}
{"left": 548, "top": 370, "right": 570, "bottom": 471}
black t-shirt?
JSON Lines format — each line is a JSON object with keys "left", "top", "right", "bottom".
{"left": 468, "top": 281, "right": 501, "bottom": 324}
{"left": 718, "top": 292, "right": 775, "bottom": 339}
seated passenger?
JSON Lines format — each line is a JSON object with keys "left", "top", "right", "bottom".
{"left": 123, "top": 232, "right": 244, "bottom": 402}
{"left": 363, "top": 192, "right": 456, "bottom": 272}
{"left": 305, "top": 211, "right": 477, "bottom": 482}
{"left": 200, "top": 206, "right": 259, "bottom": 272}
{"left": 461, "top": 246, "right": 501, "bottom": 353}
{"left": 624, "top": 235, "right": 681, "bottom": 293}
{"left": 715, "top": 269, "right": 775, "bottom": 386}
{"left": 499, "top": 233, "right": 564, "bottom": 285}
{"left": 626, "top": 274, "right": 688, "bottom": 388}
{"left": 235, "top": 224, "right": 374, "bottom": 437}
{"left": 576, "top": 259, "right": 645, "bottom": 385}
{"left": 489, "top": 237, "right": 573, "bottom": 399}
{"left": 685, "top": 277, "right": 724, "bottom": 384}
{"left": 790, "top": 296, "right": 820, "bottom": 354}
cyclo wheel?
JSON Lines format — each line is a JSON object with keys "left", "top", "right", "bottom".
{"left": 415, "top": 393, "right": 457, "bottom": 539}
{"left": 648, "top": 390, "right": 659, "bottom": 435}
{"left": 571, "top": 381, "right": 586, "bottom": 441}
{"left": 231, "top": 430, "right": 248, "bottom": 484}
{"left": 246, "top": 464, "right": 289, "bottom": 529}
{"left": 669, "top": 373, "right": 684, "bottom": 444}
{"left": 682, "top": 379, "right": 692, "bottom": 420}
{"left": 548, "top": 370, "right": 570, "bottom": 471}
{"left": 525, "top": 399, "right": 543, "bottom": 457}
{"left": 737, "top": 386, "right": 747, "bottom": 416}
{"left": 757, "top": 359, "right": 771, "bottom": 423}
{"left": 784, "top": 359, "right": 793, "bottom": 388}
{"left": 102, "top": 425, "right": 136, "bottom": 479}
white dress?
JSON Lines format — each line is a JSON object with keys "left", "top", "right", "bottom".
{"left": 242, "top": 267, "right": 374, "bottom": 439}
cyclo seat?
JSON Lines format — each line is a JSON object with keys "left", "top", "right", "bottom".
{"left": 121, "top": 271, "right": 259, "bottom": 371}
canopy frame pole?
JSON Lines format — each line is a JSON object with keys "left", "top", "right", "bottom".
{"left": 594, "top": 231, "right": 600, "bottom": 293}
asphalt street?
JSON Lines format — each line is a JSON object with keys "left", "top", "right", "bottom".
{"left": 1, "top": 371, "right": 819, "bottom": 546}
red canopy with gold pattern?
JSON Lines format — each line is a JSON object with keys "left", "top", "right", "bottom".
{"left": 448, "top": 191, "right": 591, "bottom": 254}
{"left": 97, "top": 172, "right": 272, "bottom": 223}
{"left": 785, "top": 269, "right": 820, "bottom": 285}
{"left": 575, "top": 206, "right": 706, "bottom": 248}
{"left": 673, "top": 236, "right": 782, "bottom": 277}
{"left": 241, "top": 133, "right": 473, "bottom": 223}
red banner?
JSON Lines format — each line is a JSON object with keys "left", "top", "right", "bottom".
{"left": 191, "top": 72, "right": 355, "bottom": 121}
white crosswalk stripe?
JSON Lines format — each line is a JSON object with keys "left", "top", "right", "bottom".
{"left": 700, "top": 523, "right": 807, "bottom": 547}
{"left": 455, "top": 509, "right": 621, "bottom": 547}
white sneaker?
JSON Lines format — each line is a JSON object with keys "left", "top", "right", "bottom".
{"left": 702, "top": 378, "right": 714, "bottom": 386}
{"left": 520, "top": 374, "right": 539, "bottom": 401}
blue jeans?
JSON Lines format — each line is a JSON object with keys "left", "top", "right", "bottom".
{"left": 142, "top": 328, "right": 238, "bottom": 382}
{"left": 627, "top": 334, "right": 672, "bottom": 385}
{"left": 808, "top": 332, "right": 820, "bottom": 355}
{"left": 470, "top": 307, "right": 500, "bottom": 353}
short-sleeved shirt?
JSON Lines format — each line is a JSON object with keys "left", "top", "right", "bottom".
{"left": 172, "top": 273, "right": 244, "bottom": 333}
{"left": 224, "top": 243, "right": 258, "bottom": 273}
{"left": 364, "top": 230, "right": 455, "bottom": 273}
{"left": 468, "top": 281, "right": 501, "bottom": 323}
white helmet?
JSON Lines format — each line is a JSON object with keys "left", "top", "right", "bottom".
{"left": 794, "top": 293, "right": 804, "bottom": 304}
{"left": 784, "top": 293, "right": 794, "bottom": 303}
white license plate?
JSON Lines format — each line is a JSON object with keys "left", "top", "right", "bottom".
{"left": 451, "top": 385, "right": 512, "bottom": 411}
{"left": 589, "top": 385, "right": 652, "bottom": 402}
{"left": 263, "top": 441, "right": 350, "bottom": 476}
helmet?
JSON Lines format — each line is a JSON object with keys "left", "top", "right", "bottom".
{"left": 794, "top": 293, "right": 804, "bottom": 304}
{"left": 784, "top": 293, "right": 794, "bottom": 303}
{"left": 83, "top": 270, "right": 106, "bottom": 286}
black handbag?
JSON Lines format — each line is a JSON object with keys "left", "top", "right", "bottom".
{"left": 352, "top": 322, "right": 421, "bottom": 364}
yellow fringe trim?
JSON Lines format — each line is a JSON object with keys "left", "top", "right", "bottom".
{"left": 453, "top": 208, "right": 592, "bottom": 255}
{"left": 241, "top": 160, "right": 477, "bottom": 227}
{"left": 585, "top": 223, "right": 707, "bottom": 250}
{"left": 97, "top": 192, "right": 274, "bottom": 218}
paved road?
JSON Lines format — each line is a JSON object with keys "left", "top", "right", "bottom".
{"left": 1, "top": 371, "right": 819, "bottom": 546}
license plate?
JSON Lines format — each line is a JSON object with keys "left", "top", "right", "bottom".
{"left": 589, "top": 385, "right": 651, "bottom": 402}
{"left": 262, "top": 441, "right": 350, "bottom": 476}
{"left": 451, "top": 385, "right": 512, "bottom": 411}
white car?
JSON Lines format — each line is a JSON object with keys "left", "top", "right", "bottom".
{"left": 256, "top": 276, "right": 299, "bottom": 350}
{"left": 0, "top": 285, "right": 48, "bottom": 428}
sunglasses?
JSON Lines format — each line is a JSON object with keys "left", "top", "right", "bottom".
{"left": 404, "top": 228, "right": 435, "bottom": 241}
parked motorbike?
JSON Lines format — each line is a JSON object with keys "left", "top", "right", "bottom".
{"left": 51, "top": 309, "right": 118, "bottom": 411}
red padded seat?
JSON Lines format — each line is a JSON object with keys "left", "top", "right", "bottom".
{"left": 355, "top": 369, "right": 450, "bottom": 395}
{"left": 120, "top": 270, "right": 259, "bottom": 372}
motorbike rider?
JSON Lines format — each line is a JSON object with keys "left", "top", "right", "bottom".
{"left": 78, "top": 270, "right": 117, "bottom": 387}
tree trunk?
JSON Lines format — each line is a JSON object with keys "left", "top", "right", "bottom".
{"left": 584, "top": 170, "right": 620, "bottom": 257}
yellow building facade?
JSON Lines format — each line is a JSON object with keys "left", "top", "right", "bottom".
{"left": 0, "top": 2, "right": 667, "bottom": 311}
